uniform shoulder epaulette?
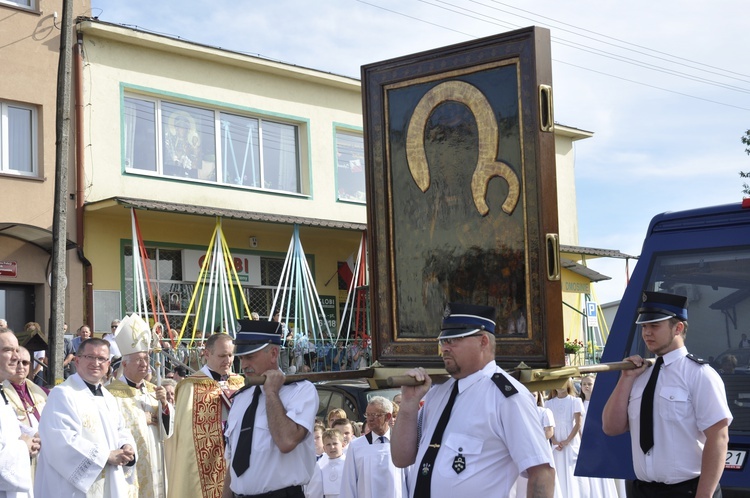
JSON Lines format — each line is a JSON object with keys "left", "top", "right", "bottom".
{"left": 491, "top": 372, "right": 518, "bottom": 398}
{"left": 686, "top": 353, "right": 708, "bottom": 364}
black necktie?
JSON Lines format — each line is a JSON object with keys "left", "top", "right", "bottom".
{"left": 378, "top": 436, "right": 385, "bottom": 443}
{"left": 640, "top": 356, "right": 664, "bottom": 453}
{"left": 83, "top": 380, "right": 104, "bottom": 397}
{"left": 232, "top": 386, "right": 262, "bottom": 476}
{"left": 414, "top": 380, "right": 460, "bottom": 498}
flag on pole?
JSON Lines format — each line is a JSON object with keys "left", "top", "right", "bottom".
{"left": 337, "top": 253, "right": 356, "bottom": 290}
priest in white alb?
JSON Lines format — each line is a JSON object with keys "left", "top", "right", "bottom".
{"left": 107, "top": 314, "right": 174, "bottom": 498}
{"left": 2, "top": 346, "right": 47, "bottom": 488}
{"left": 0, "top": 327, "right": 39, "bottom": 498}
{"left": 35, "top": 338, "right": 137, "bottom": 497}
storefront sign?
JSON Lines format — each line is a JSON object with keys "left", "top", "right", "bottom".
{"left": 182, "top": 249, "right": 261, "bottom": 285}
{"left": 320, "top": 295, "right": 337, "bottom": 329}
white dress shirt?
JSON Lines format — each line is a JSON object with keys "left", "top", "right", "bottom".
{"left": 225, "top": 379, "right": 318, "bottom": 495}
{"left": 627, "top": 346, "right": 733, "bottom": 484}
{"left": 406, "top": 361, "right": 554, "bottom": 497}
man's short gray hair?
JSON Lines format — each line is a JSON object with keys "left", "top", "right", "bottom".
{"left": 368, "top": 395, "right": 393, "bottom": 414}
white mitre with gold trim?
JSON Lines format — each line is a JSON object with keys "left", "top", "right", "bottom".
{"left": 114, "top": 313, "right": 152, "bottom": 356}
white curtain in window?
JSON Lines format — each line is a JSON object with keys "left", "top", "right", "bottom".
{"left": 7, "top": 106, "right": 32, "bottom": 173}
{"left": 124, "top": 99, "right": 137, "bottom": 169}
{"left": 274, "top": 125, "right": 299, "bottom": 192}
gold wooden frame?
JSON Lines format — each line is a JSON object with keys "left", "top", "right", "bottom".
{"left": 362, "top": 27, "right": 564, "bottom": 368}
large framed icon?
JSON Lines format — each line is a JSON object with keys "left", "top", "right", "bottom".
{"left": 362, "top": 26, "right": 564, "bottom": 368}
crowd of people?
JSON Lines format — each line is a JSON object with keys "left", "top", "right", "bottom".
{"left": 0, "top": 291, "right": 733, "bottom": 497}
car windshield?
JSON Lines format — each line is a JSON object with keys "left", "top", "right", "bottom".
{"left": 636, "top": 247, "right": 750, "bottom": 433}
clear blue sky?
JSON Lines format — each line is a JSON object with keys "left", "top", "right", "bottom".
{"left": 90, "top": 0, "right": 750, "bottom": 303}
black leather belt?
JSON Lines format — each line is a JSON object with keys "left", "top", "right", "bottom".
{"left": 634, "top": 477, "right": 699, "bottom": 489}
{"left": 633, "top": 477, "right": 718, "bottom": 498}
{"left": 233, "top": 485, "right": 303, "bottom": 498}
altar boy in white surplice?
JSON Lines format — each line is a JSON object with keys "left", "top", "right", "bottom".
{"left": 35, "top": 338, "right": 137, "bottom": 498}
{"left": 306, "top": 429, "right": 347, "bottom": 498}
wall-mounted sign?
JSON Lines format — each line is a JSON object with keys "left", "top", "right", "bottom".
{"left": 0, "top": 261, "right": 17, "bottom": 278}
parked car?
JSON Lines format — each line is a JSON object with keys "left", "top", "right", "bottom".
{"left": 314, "top": 379, "right": 400, "bottom": 423}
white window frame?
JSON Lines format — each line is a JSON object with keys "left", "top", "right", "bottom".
{"left": 0, "top": 0, "right": 37, "bottom": 10}
{"left": 0, "top": 101, "right": 38, "bottom": 177}
{"left": 123, "top": 93, "right": 303, "bottom": 194}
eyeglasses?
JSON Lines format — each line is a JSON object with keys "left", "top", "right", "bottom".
{"left": 79, "top": 354, "right": 110, "bottom": 364}
{"left": 364, "top": 412, "right": 387, "bottom": 419}
{"left": 438, "top": 333, "right": 483, "bottom": 347}
{"left": 111, "top": 325, "right": 118, "bottom": 329}
{"left": 19, "top": 360, "right": 30, "bottom": 367}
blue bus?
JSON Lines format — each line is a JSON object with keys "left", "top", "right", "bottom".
{"left": 578, "top": 201, "right": 750, "bottom": 495}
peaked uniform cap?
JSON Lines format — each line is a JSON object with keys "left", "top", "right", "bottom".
{"left": 114, "top": 313, "right": 152, "bottom": 356}
{"left": 635, "top": 291, "right": 688, "bottom": 324}
{"left": 235, "top": 319, "right": 282, "bottom": 356}
{"left": 439, "top": 302, "right": 496, "bottom": 339}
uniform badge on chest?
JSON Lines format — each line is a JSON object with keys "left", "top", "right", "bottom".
{"left": 453, "top": 453, "right": 466, "bottom": 474}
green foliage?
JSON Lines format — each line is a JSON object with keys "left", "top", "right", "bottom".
{"left": 564, "top": 338, "right": 584, "bottom": 354}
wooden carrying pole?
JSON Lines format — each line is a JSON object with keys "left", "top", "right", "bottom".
{"left": 389, "top": 358, "right": 656, "bottom": 391}
{"left": 241, "top": 358, "right": 655, "bottom": 391}
{"left": 243, "top": 368, "right": 377, "bottom": 387}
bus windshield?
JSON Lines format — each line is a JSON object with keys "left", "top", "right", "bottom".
{"left": 638, "top": 247, "right": 750, "bottom": 433}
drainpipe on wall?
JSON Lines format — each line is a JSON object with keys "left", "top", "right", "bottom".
{"left": 74, "top": 28, "right": 93, "bottom": 327}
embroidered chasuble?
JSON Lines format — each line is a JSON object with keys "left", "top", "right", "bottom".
{"left": 108, "top": 378, "right": 174, "bottom": 498}
{"left": 165, "top": 369, "right": 243, "bottom": 498}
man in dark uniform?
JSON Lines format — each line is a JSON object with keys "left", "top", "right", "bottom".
{"left": 391, "top": 303, "right": 555, "bottom": 498}
{"left": 223, "top": 320, "right": 318, "bottom": 498}
{"left": 603, "top": 291, "right": 732, "bottom": 498}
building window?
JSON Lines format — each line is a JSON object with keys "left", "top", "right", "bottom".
{"left": 0, "top": 101, "right": 37, "bottom": 177}
{"left": 0, "top": 0, "right": 36, "bottom": 9}
{"left": 335, "top": 130, "right": 365, "bottom": 203}
{"left": 124, "top": 94, "right": 301, "bottom": 194}
{"left": 124, "top": 97, "right": 157, "bottom": 173}
{"left": 124, "top": 245, "right": 192, "bottom": 331}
